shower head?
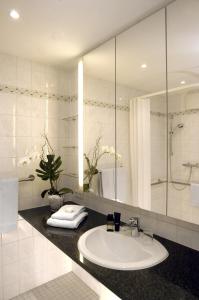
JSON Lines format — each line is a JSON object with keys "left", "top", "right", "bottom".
{"left": 176, "top": 123, "right": 184, "bottom": 129}
{"left": 169, "top": 123, "right": 184, "bottom": 135}
{"left": 169, "top": 122, "right": 184, "bottom": 156}
{"left": 173, "top": 123, "right": 184, "bottom": 132}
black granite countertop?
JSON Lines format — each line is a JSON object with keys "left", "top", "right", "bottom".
{"left": 19, "top": 203, "right": 199, "bottom": 300}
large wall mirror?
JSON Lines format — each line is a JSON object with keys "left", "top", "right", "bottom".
{"left": 82, "top": 0, "right": 199, "bottom": 226}
{"left": 116, "top": 9, "right": 167, "bottom": 213}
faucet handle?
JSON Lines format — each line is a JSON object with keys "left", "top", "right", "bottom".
{"left": 128, "top": 217, "right": 140, "bottom": 229}
{"left": 142, "top": 228, "right": 154, "bottom": 240}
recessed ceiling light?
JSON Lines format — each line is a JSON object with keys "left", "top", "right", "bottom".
{"left": 180, "top": 80, "right": 186, "bottom": 85}
{"left": 141, "top": 64, "right": 147, "bottom": 69}
{"left": 10, "top": 9, "right": 20, "bottom": 20}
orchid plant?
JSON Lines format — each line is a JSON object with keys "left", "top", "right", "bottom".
{"left": 83, "top": 136, "right": 121, "bottom": 192}
{"left": 35, "top": 134, "right": 73, "bottom": 198}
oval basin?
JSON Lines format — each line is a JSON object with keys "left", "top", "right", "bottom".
{"left": 78, "top": 225, "right": 168, "bottom": 270}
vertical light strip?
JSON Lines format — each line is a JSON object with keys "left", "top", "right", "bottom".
{"left": 78, "top": 60, "right": 84, "bottom": 189}
{"left": 45, "top": 83, "right": 49, "bottom": 135}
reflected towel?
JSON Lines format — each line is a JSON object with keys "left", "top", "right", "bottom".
{"left": 0, "top": 177, "right": 18, "bottom": 233}
{"left": 51, "top": 205, "right": 85, "bottom": 221}
{"left": 101, "top": 168, "right": 115, "bottom": 200}
{"left": 47, "top": 211, "right": 88, "bottom": 229}
{"left": 191, "top": 183, "right": 199, "bottom": 206}
{"left": 116, "top": 167, "right": 128, "bottom": 202}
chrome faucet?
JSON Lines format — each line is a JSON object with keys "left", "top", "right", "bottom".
{"left": 128, "top": 217, "right": 140, "bottom": 237}
{"left": 127, "top": 217, "right": 154, "bottom": 240}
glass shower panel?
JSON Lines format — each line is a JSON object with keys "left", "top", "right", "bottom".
{"left": 83, "top": 39, "right": 116, "bottom": 199}
{"left": 116, "top": 9, "right": 167, "bottom": 213}
{"left": 167, "top": 0, "right": 199, "bottom": 224}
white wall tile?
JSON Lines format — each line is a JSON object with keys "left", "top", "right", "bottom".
{"left": 0, "top": 137, "right": 16, "bottom": 158}
{"left": 16, "top": 95, "right": 32, "bottom": 117}
{"left": 2, "top": 242, "right": 18, "bottom": 265}
{"left": 16, "top": 116, "right": 31, "bottom": 137}
{"left": 0, "top": 93, "right": 16, "bottom": 115}
{"left": 0, "top": 53, "right": 17, "bottom": 86}
{"left": 0, "top": 115, "right": 15, "bottom": 137}
{"left": 16, "top": 58, "right": 31, "bottom": 90}
{"left": 3, "top": 281, "right": 19, "bottom": 300}
{"left": 2, "top": 261, "right": 19, "bottom": 285}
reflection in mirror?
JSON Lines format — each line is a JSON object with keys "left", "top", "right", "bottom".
{"left": 116, "top": 9, "right": 167, "bottom": 213}
{"left": 83, "top": 39, "right": 116, "bottom": 199}
{"left": 167, "top": 0, "right": 199, "bottom": 225}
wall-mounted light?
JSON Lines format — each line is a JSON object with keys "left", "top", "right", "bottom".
{"left": 78, "top": 60, "right": 84, "bottom": 190}
{"left": 10, "top": 9, "right": 20, "bottom": 20}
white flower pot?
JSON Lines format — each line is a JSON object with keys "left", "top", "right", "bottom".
{"left": 48, "top": 195, "right": 63, "bottom": 212}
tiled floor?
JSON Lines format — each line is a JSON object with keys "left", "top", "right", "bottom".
{"left": 11, "top": 272, "right": 99, "bottom": 300}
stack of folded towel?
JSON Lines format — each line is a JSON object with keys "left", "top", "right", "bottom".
{"left": 47, "top": 205, "right": 88, "bottom": 229}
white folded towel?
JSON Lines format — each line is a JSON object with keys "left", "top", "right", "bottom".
{"left": 51, "top": 204, "right": 85, "bottom": 221}
{"left": 47, "top": 211, "right": 88, "bottom": 229}
{"left": 101, "top": 168, "right": 115, "bottom": 200}
{"left": 191, "top": 183, "right": 199, "bottom": 206}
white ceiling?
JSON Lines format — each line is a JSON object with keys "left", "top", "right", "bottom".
{"left": 0, "top": 0, "right": 172, "bottom": 69}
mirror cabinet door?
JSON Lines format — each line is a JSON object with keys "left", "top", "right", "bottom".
{"left": 167, "top": 0, "right": 199, "bottom": 224}
{"left": 116, "top": 9, "right": 167, "bottom": 213}
{"left": 83, "top": 39, "right": 116, "bottom": 200}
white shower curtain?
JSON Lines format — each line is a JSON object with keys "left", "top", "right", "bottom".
{"left": 129, "top": 98, "right": 151, "bottom": 210}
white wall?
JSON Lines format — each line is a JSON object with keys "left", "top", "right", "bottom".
{"left": 0, "top": 53, "right": 78, "bottom": 210}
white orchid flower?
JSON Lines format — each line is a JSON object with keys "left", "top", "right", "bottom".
{"left": 109, "top": 146, "right": 115, "bottom": 154}
{"left": 116, "top": 153, "right": 122, "bottom": 160}
{"left": 18, "top": 146, "right": 40, "bottom": 166}
{"left": 18, "top": 156, "right": 31, "bottom": 166}
{"left": 101, "top": 145, "right": 110, "bottom": 153}
{"left": 29, "top": 150, "right": 40, "bottom": 162}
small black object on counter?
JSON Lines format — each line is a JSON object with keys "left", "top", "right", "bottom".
{"left": 106, "top": 214, "right": 114, "bottom": 231}
{"left": 114, "top": 212, "right": 121, "bottom": 231}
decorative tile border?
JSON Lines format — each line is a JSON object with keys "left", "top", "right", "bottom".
{"left": 84, "top": 98, "right": 129, "bottom": 111}
{"left": 169, "top": 108, "right": 199, "bottom": 118}
{"left": 151, "top": 111, "right": 166, "bottom": 117}
{"left": 84, "top": 98, "right": 167, "bottom": 116}
{"left": 0, "top": 83, "right": 72, "bottom": 102}
{"left": 2, "top": 83, "right": 192, "bottom": 118}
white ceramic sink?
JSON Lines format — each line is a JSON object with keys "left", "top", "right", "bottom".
{"left": 78, "top": 225, "right": 168, "bottom": 270}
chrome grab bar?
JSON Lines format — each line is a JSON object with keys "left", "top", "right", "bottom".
{"left": 171, "top": 181, "right": 190, "bottom": 186}
{"left": 19, "top": 174, "right": 35, "bottom": 183}
{"left": 151, "top": 180, "right": 167, "bottom": 186}
{"left": 182, "top": 162, "right": 199, "bottom": 168}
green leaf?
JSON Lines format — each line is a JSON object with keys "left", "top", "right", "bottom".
{"left": 41, "top": 189, "right": 49, "bottom": 198}
{"left": 39, "top": 160, "right": 47, "bottom": 171}
{"left": 52, "top": 157, "right": 62, "bottom": 171}
{"left": 47, "top": 154, "right": 55, "bottom": 164}
{"left": 37, "top": 174, "right": 49, "bottom": 180}
{"left": 36, "top": 169, "right": 46, "bottom": 175}
{"left": 53, "top": 156, "right": 61, "bottom": 165}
